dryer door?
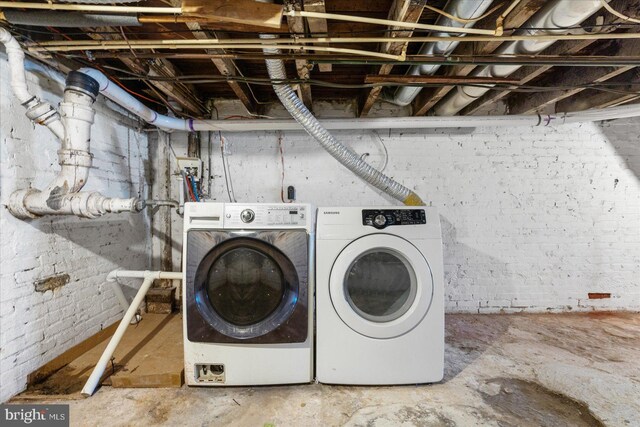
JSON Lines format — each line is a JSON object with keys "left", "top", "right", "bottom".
{"left": 329, "top": 234, "right": 433, "bottom": 339}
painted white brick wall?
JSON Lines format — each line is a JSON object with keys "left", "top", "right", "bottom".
{"left": 168, "top": 113, "right": 640, "bottom": 314}
{"left": 0, "top": 56, "right": 151, "bottom": 402}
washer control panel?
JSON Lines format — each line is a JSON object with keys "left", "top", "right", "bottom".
{"left": 362, "top": 209, "right": 426, "bottom": 229}
{"left": 224, "top": 204, "right": 308, "bottom": 227}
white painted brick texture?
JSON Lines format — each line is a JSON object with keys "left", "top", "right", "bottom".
{"left": 0, "top": 56, "right": 151, "bottom": 402}
{"left": 170, "top": 116, "right": 640, "bottom": 315}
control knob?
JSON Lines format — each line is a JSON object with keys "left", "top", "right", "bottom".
{"left": 374, "top": 214, "right": 387, "bottom": 228}
{"left": 240, "top": 209, "right": 255, "bottom": 223}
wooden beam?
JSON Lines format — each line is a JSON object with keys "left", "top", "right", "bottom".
{"left": 459, "top": 0, "right": 640, "bottom": 116}
{"left": 285, "top": 0, "right": 313, "bottom": 110}
{"left": 168, "top": 0, "right": 257, "bottom": 115}
{"left": 555, "top": 68, "right": 640, "bottom": 112}
{"left": 86, "top": 27, "right": 205, "bottom": 116}
{"left": 412, "top": 0, "right": 547, "bottom": 116}
{"left": 364, "top": 75, "right": 519, "bottom": 84}
{"left": 303, "top": 0, "right": 331, "bottom": 72}
{"left": 182, "top": 23, "right": 258, "bottom": 115}
{"left": 507, "top": 39, "right": 640, "bottom": 115}
{"left": 358, "top": 0, "right": 426, "bottom": 117}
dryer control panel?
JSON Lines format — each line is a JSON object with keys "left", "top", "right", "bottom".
{"left": 362, "top": 209, "right": 426, "bottom": 229}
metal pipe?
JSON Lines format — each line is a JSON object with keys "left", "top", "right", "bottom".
{"left": 387, "top": 0, "right": 495, "bottom": 106}
{"left": 79, "top": 51, "right": 640, "bottom": 67}
{"left": 286, "top": 10, "right": 497, "bottom": 35}
{"left": 0, "top": 1, "right": 180, "bottom": 13}
{"left": 434, "top": 0, "right": 610, "bottom": 116}
{"left": 31, "top": 43, "right": 402, "bottom": 60}
{"left": 30, "top": 32, "right": 640, "bottom": 52}
{"left": 1, "top": 10, "right": 141, "bottom": 27}
{"left": 82, "top": 270, "right": 183, "bottom": 397}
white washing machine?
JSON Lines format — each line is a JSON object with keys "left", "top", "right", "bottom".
{"left": 316, "top": 206, "right": 444, "bottom": 385}
{"left": 183, "top": 202, "right": 314, "bottom": 386}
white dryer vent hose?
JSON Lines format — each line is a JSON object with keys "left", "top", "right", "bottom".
{"left": 260, "top": 35, "right": 425, "bottom": 206}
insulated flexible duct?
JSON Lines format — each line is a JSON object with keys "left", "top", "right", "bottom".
{"left": 1, "top": 10, "right": 141, "bottom": 27}
{"left": 260, "top": 36, "right": 424, "bottom": 206}
{"left": 385, "top": 0, "right": 495, "bottom": 106}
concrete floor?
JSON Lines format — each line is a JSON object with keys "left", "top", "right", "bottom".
{"left": 62, "top": 313, "right": 639, "bottom": 426}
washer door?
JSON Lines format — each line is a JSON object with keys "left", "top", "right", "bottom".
{"left": 194, "top": 237, "right": 300, "bottom": 340}
{"left": 329, "top": 234, "right": 433, "bottom": 339}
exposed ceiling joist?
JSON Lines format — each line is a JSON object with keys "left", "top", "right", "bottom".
{"left": 459, "top": 0, "right": 640, "bottom": 115}
{"left": 555, "top": 69, "right": 640, "bottom": 112}
{"left": 285, "top": 0, "right": 313, "bottom": 110}
{"left": 169, "top": 0, "right": 257, "bottom": 115}
{"left": 358, "top": 0, "right": 427, "bottom": 117}
{"left": 507, "top": 39, "right": 640, "bottom": 115}
{"left": 86, "top": 26, "right": 205, "bottom": 116}
{"left": 303, "top": 0, "right": 332, "bottom": 72}
{"left": 411, "top": 0, "right": 547, "bottom": 116}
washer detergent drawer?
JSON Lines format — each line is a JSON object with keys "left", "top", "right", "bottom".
{"left": 185, "top": 229, "right": 309, "bottom": 344}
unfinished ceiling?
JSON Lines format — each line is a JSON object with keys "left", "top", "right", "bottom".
{"left": 3, "top": 0, "right": 640, "bottom": 119}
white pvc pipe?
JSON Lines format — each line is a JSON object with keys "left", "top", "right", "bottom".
{"left": 82, "top": 270, "right": 183, "bottom": 396}
{"left": 79, "top": 67, "right": 192, "bottom": 131}
{"left": 76, "top": 67, "right": 640, "bottom": 133}
{"left": 0, "top": 28, "right": 65, "bottom": 140}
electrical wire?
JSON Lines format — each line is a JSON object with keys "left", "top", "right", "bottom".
{"left": 599, "top": 0, "right": 640, "bottom": 24}
{"left": 371, "top": 131, "right": 389, "bottom": 173}
{"left": 219, "top": 133, "right": 236, "bottom": 203}
{"left": 110, "top": 73, "right": 640, "bottom": 95}
{"left": 189, "top": 175, "right": 200, "bottom": 202}
{"left": 425, "top": 2, "right": 505, "bottom": 24}
{"left": 277, "top": 131, "right": 289, "bottom": 203}
{"left": 9, "top": 22, "right": 640, "bottom": 38}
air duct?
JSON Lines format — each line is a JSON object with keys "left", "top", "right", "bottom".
{"left": 385, "top": 0, "right": 495, "bottom": 106}
{"left": 0, "top": 10, "right": 141, "bottom": 27}
{"left": 1, "top": 29, "right": 143, "bottom": 219}
{"left": 260, "top": 36, "right": 425, "bottom": 206}
{"left": 433, "top": 0, "right": 609, "bottom": 116}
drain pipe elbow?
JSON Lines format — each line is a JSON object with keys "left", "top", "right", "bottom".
{"left": 5, "top": 66, "right": 143, "bottom": 219}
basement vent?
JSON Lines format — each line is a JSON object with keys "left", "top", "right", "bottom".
{"left": 588, "top": 293, "right": 611, "bottom": 299}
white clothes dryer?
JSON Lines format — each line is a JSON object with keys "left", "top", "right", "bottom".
{"left": 183, "top": 202, "right": 314, "bottom": 386}
{"left": 316, "top": 206, "right": 444, "bottom": 385}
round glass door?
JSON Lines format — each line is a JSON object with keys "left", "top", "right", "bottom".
{"left": 345, "top": 250, "right": 417, "bottom": 323}
{"left": 329, "top": 234, "right": 433, "bottom": 339}
{"left": 194, "top": 237, "right": 299, "bottom": 339}
{"left": 206, "top": 247, "right": 285, "bottom": 326}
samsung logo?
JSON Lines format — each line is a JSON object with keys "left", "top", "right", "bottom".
{"left": 323, "top": 211, "right": 341, "bottom": 215}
